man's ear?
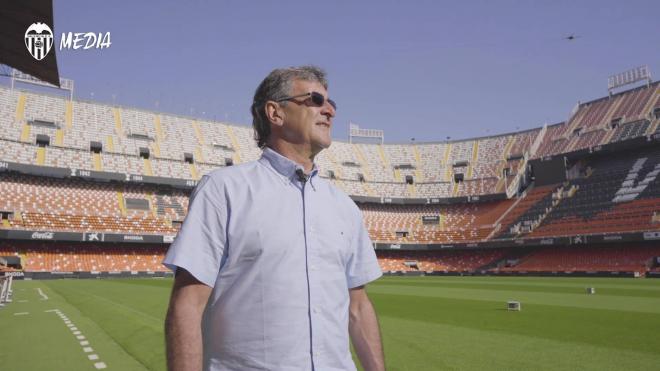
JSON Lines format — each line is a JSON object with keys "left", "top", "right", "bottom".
{"left": 265, "top": 101, "right": 284, "bottom": 127}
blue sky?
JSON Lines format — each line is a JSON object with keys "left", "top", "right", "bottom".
{"left": 24, "top": 0, "right": 660, "bottom": 142}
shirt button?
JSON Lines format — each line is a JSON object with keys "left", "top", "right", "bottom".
{"left": 311, "top": 265, "right": 317, "bottom": 271}
{"left": 310, "top": 226, "right": 315, "bottom": 233}
{"left": 313, "top": 307, "right": 319, "bottom": 314}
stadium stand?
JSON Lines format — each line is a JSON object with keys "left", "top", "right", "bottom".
{"left": 536, "top": 123, "right": 570, "bottom": 158}
{"left": 0, "top": 173, "right": 179, "bottom": 234}
{"left": 1, "top": 241, "right": 167, "bottom": 272}
{"left": 65, "top": 101, "right": 117, "bottom": 152}
{"left": 609, "top": 119, "right": 651, "bottom": 143}
{"left": 416, "top": 182, "right": 453, "bottom": 198}
{"left": 361, "top": 200, "right": 513, "bottom": 243}
{"left": 455, "top": 177, "right": 499, "bottom": 197}
{"left": 495, "top": 184, "right": 560, "bottom": 239}
{"left": 377, "top": 248, "right": 510, "bottom": 272}
{"left": 45, "top": 146, "right": 94, "bottom": 170}
{"left": 529, "top": 146, "right": 660, "bottom": 237}
{"left": 1, "top": 80, "right": 659, "bottom": 277}
{"left": 0, "top": 139, "right": 38, "bottom": 164}
{"left": 508, "top": 129, "right": 540, "bottom": 159}
{"left": 416, "top": 143, "right": 448, "bottom": 182}
{"left": 495, "top": 243, "right": 660, "bottom": 275}
{"left": 0, "top": 88, "right": 21, "bottom": 140}
{"left": 2, "top": 81, "right": 655, "bottom": 198}
{"left": 609, "top": 83, "right": 657, "bottom": 124}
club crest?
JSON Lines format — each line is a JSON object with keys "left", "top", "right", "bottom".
{"left": 25, "top": 22, "right": 54, "bottom": 60}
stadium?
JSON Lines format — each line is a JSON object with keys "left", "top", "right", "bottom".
{"left": 1, "top": 1, "right": 660, "bottom": 371}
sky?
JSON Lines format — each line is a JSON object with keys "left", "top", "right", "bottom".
{"left": 8, "top": 0, "right": 660, "bottom": 143}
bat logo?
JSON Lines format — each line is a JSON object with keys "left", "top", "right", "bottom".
{"left": 25, "top": 23, "right": 54, "bottom": 61}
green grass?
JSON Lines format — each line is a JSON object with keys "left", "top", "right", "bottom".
{"left": 1, "top": 276, "right": 660, "bottom": 370}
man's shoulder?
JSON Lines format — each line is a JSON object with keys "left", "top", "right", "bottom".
{"left": 203, "top": 159, "right": 262, "bottom": 182}
{"left": 192, "top": 160, "right": 263, "bottom": 197}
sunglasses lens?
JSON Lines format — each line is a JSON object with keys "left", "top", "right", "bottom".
{"left": 310, "top": 92, "right": 324, "bottom": 106}
{"left": 310, "top": 92, "right": 336, "bottom": 110}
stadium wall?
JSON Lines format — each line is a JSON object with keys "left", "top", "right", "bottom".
{"left": 2, "top": 228, "right": 658, "bottom": 249}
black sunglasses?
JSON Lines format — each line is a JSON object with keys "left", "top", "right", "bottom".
{"left": 276, "top": 91, "right": 337, "bottom": 110}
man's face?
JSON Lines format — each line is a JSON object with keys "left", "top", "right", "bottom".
{"left": 278, "top": 79, "right": 336, "bottom": 155}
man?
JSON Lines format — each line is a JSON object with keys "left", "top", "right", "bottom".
{"left": 164, "top": 65, "right": 385, "bottom": 371}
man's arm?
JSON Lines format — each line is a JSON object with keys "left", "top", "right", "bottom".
{"left": 165, "top": 268, "right": 213, "bottom": 371}
{"left": 349, "top": 286, "right": 385, "bottom": 371}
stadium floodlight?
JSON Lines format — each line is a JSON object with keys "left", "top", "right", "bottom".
{"left": 349, "top": 122, "right": 384, "bottom": 144}
{"left": 607, "top": 65, "right": 652, "bottom": 95}
{"left": 11, "top": 69, "right": 74, "bottom": 100}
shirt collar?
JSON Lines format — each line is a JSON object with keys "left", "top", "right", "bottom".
{"left": 260, "top": 147, "right": 319, "bottom": 183}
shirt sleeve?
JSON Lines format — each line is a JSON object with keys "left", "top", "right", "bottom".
{"left": 163, "top": 175, "right": 227, "bottom": 288}
{"left": 345, "top": 204, "right": 383, "bottom": 289}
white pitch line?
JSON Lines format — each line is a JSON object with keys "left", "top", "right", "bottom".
{"left": 45, "top": 309, "right": 108, "bottom": 368}
{"left": 14, "top": 312, "right": 29, "bottom": 316}
{"left": 36, "top": 288, "right": 48, "bottom": 300}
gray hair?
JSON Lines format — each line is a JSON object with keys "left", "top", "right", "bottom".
{"left": 251, "top": 65, "right": 328, "bottom": 148}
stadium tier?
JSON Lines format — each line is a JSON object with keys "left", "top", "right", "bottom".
{"left": 3, "top": 241, "right": 659, "bottom": 276}
{"left": 493, "top": 243, "right": 660, "bottom": 275}
{"left": 361, "top": 201, "right": 514, "bottom": 243}
{"left": 377, "top": 248, "right": 511, "bottom": 272}
{"left": 0, "top": 241, "right": 167, "bottom": 272}
{"left": 1, "top": 81, "right": 660, "bottom": 277}
{"left": 0, "top": 173, "right": 184, "bottom": 234}
{"left": 3, "top": 82, "right": 655, "bottom": 197}
{"left": 529, "top": 147, "right": 660, "bottom": 237}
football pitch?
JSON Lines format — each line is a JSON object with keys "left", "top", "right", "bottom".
{"left": 2, "top": 276, "right": 660, "bottom": 370}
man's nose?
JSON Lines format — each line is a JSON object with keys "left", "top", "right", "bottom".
{"left": 321, "top": 100, "right": 335, "bottom": 118}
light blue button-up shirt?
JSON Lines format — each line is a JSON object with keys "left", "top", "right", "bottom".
{"left": 163, "top": 147, "right": 382, "bottom": 371}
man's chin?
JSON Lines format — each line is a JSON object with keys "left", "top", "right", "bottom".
{"left": 312, "top": 140, "right": 332, "bottom": 155}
